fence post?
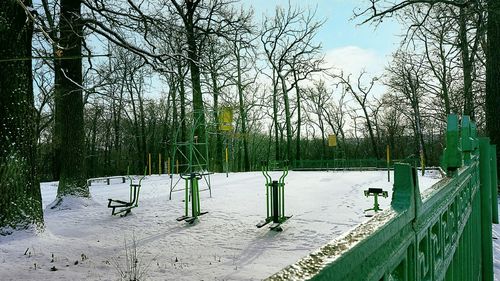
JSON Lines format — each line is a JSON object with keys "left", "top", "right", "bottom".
{"left": 461, "top": 115, "right": 473, "bottom": 165}
{"left": 442, "top": 114, "right": 462, "bottom": 174}
{"left": 391, "top": 163, "right": 420, "bottom": 213}
{"left": 479, "top": 137, "right": 494, "bottom": 281}
{"left": 490, "top": 144, "right": 499, "bottom": 224}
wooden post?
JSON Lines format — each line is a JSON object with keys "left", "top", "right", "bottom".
{"left": 225, "top": 145, "right": 229, "bottom": 178}
{"left": 159, "top": 153, "right": 162, "bottom": 175}
{"left": 420, "top": 150, "right": 425, "bottom": 176}
{"left": 386, "top": 144, "right": 390, "bottom": 182}
{"left": 148, "top": 153, "right": 151, "bottom": 176}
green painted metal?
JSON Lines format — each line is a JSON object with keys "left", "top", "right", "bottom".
{"left": 292, "top": 158, "right": 419, "bottom": 171}
{"left": 461, "top": 115, "right": 474, "bottom": 164}
{"left": 490, "top": 144, "right": 499, "bottom": 224}
{"left": 266, "top": 114, "right": 496, "bottom": 281}
{"left": 364, "top": 188, "right": 388, "bottom": 213}
{"left": 185, "top": 178, "right": 189, "bottom": 216}
{"left": 259, "top": 162, "right": 290, "bottom": 228}
{"left": 479, "top": 138, "right": 494, "bottom": 281}
{"left": 107, "top": 166, "right": 146, "bottom": 216}
{"left": 443, "top": 114, "right": 462, "bottom": 172}
{"left": 177, "top": 172, "right": 206, "bottom": 223}
{"left": 170, "top": 110, "right": 212, "bottom": 200}
{"left": 262, "top": 162, "right": 272, "bottom": 219}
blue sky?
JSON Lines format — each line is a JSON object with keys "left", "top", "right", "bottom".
{"left": 242, "top": 0, "right": 403, "bottom": 76}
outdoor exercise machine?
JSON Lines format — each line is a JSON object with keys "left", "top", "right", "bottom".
{"left": 363, "top": 188, "right": 388, "bottom": 216}
{"left": 108, "top": 167, "right": 146, "bottom": 217}
{"left": 169, "top": 110, "right": 212, "bottom": 200}
{"left": 176, "top": 172, "right": 209, "bottom": 224}
{"left": 256, "top": 161, "right": 292, "bottom": 231}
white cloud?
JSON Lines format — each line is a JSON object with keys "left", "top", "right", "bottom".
{"left": 323, "top": 45, "right": 385, "bottom": 77}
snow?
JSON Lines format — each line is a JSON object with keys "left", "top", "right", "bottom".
{"left": 492, "top": 198, "right": 500, "bottom": 281}
{"left": 0, "top": 170, "right": 446, "bottom": 280}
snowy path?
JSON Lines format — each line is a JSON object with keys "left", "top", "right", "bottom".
{"left": 1, "top": 170, "right": 441, "bottom": 280}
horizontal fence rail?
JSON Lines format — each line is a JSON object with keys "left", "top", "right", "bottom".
{"left": 267, "top": 114, "right": 498, "bottom": 281}
{"left": 292, "top": 158, "right": 419, "bottom": 171}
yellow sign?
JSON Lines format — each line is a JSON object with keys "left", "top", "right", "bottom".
{"left": 328, "top": 135, "right": 337, "bottom": 147}
{"left": 219, "top": 107, "right": 233, "bottom": 131}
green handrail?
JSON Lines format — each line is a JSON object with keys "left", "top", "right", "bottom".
{"left": 266, "top": 114, "right": 497, "bottom": 281}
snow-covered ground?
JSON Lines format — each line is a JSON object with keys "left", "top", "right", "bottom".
{"left": 492, "top": 199, "right": 500, "bottom": 281}
{"left": 0, "top": 169, "right": 449, "bottom": 281}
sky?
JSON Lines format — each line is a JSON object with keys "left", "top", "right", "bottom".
{"left": 78, "top": 0, "right": 405, "bottom": 100}
{"left": 242, "top": 0, "right": 404, "bottom": 79}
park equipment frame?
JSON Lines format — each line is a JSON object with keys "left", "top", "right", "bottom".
{"left": 267, "top": 114, "right": 498, "bottom": 280}
{"left": 169, "top": 110, "right": 212, "bottom": 200}
{"left": 107, "top": 167, "right": 146, "bottom": 217}
{"left": 176, "top": 172, "right": 209, "bottom": 224}
{"left": 363, "top": 188, "right": 388, "bottom": 214}
{"left": 256, "top": 161, "right": 291, "bottom": 230}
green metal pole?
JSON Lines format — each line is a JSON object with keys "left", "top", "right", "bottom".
{"left": 491, "top": 145, "right": 499, "bottom": 224}
{"left": 266, "top": 184, "right": 270, "bottom": 219}
{"left": 185, "top": 178, "right": 189, "bottom": 217}
{"left": 281, "top": 185, "right": 285, "bottom": 219}
{"left": 195, "top": 177, "right": 200, "bottom": 216}
{"left": 129, "top": 184, "right": 133, "bottom": 203}
{"left": 191, "top": 178, "right": 196, "bottom": 217}
{"left": 262, "top": 163, "right": 271, "bottom": 219}
{"left": 135, "top": 185, "right": 140, "bottom": 207}
{"left": 479, "top": 137, "right": 493, "bottom": 281}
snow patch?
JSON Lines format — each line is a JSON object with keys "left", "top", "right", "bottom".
{"left": 45, "top": 195, "right": 100, "bottom": 212}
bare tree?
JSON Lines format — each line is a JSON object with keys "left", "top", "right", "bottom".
{"left": 303, "top": 80, "right": 331, "bottom": 159}
{"left": 333, "top": 71, "right": 380, "bottom": 159}
{"left": 261, "top": 3, "right": 324, "bottom": 162}
{"left": 356, "top": 0, "right": 500, "bottom": 168}
{"left": 385, "top": 51, "right": 428, "bottom": 163}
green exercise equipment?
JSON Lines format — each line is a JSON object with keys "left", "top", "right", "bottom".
{"left": 363, "top": 188, "right": 388, "bottom": 216}
{"left": 256, "top": 161, "right": 292, "bottom": 231}
{"left": 107, "top": 167, "right": 146, "bottom": 217}
{"left": 176, "top": 172, "right": 209, "bottom": 224}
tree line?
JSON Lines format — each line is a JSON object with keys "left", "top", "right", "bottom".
{"left": 1, "top": 0, "right": 499, "bottom": 232}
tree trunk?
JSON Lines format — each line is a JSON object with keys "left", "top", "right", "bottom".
{"left": 89, "top": 108, "right": 99, "bottom": 177}
{"left": 0, "top": 0, "right": 44, "bottom": 230}
{"left": 293, "top": 69, "right": 302, "bottom": 162}
{"left": 178, "top": 63, "right": 187, "bottom": 166}
{"left": 137, "top": 81, "right": 147, "bottom": 169}
{"left": 55, "top": 0, "right": 88, "bottom": 198}
{"left": 185, "top": 10, "right": 206, "bottom": 146}
{"left": 167, "top": 75, "right": 177, "bottom": 170}
{"left": 486, "top": 0, "right": 500, "bottom": 172}
{"left": 459, "top": 7, "right": 474, "bottom": 118}
{"left": 236, "top": 48, "right": 250, "bottom": 171}
{"left": 112, "top": 65, "right": 125, "bottom": 174}
{"left": 129, "top": 78, "right": 142, "bottom": 173}
{"left": 272, "top": 71, "right": 280, "bottom": 161}
{"left": 210, "top": 70, "right": 223, "bottom": 172}
{"left": 362, "top": 107, "right": 379, "bottom": 159}
{"left": 280, "top": 75, "right": 293, "bottom": 162}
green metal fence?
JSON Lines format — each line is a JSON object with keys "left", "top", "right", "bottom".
{"left": 267, "top": 114, "right": 498, "bottom": 281}
{"left": 292, "top": 158, "right": 419, "bottom": 170}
